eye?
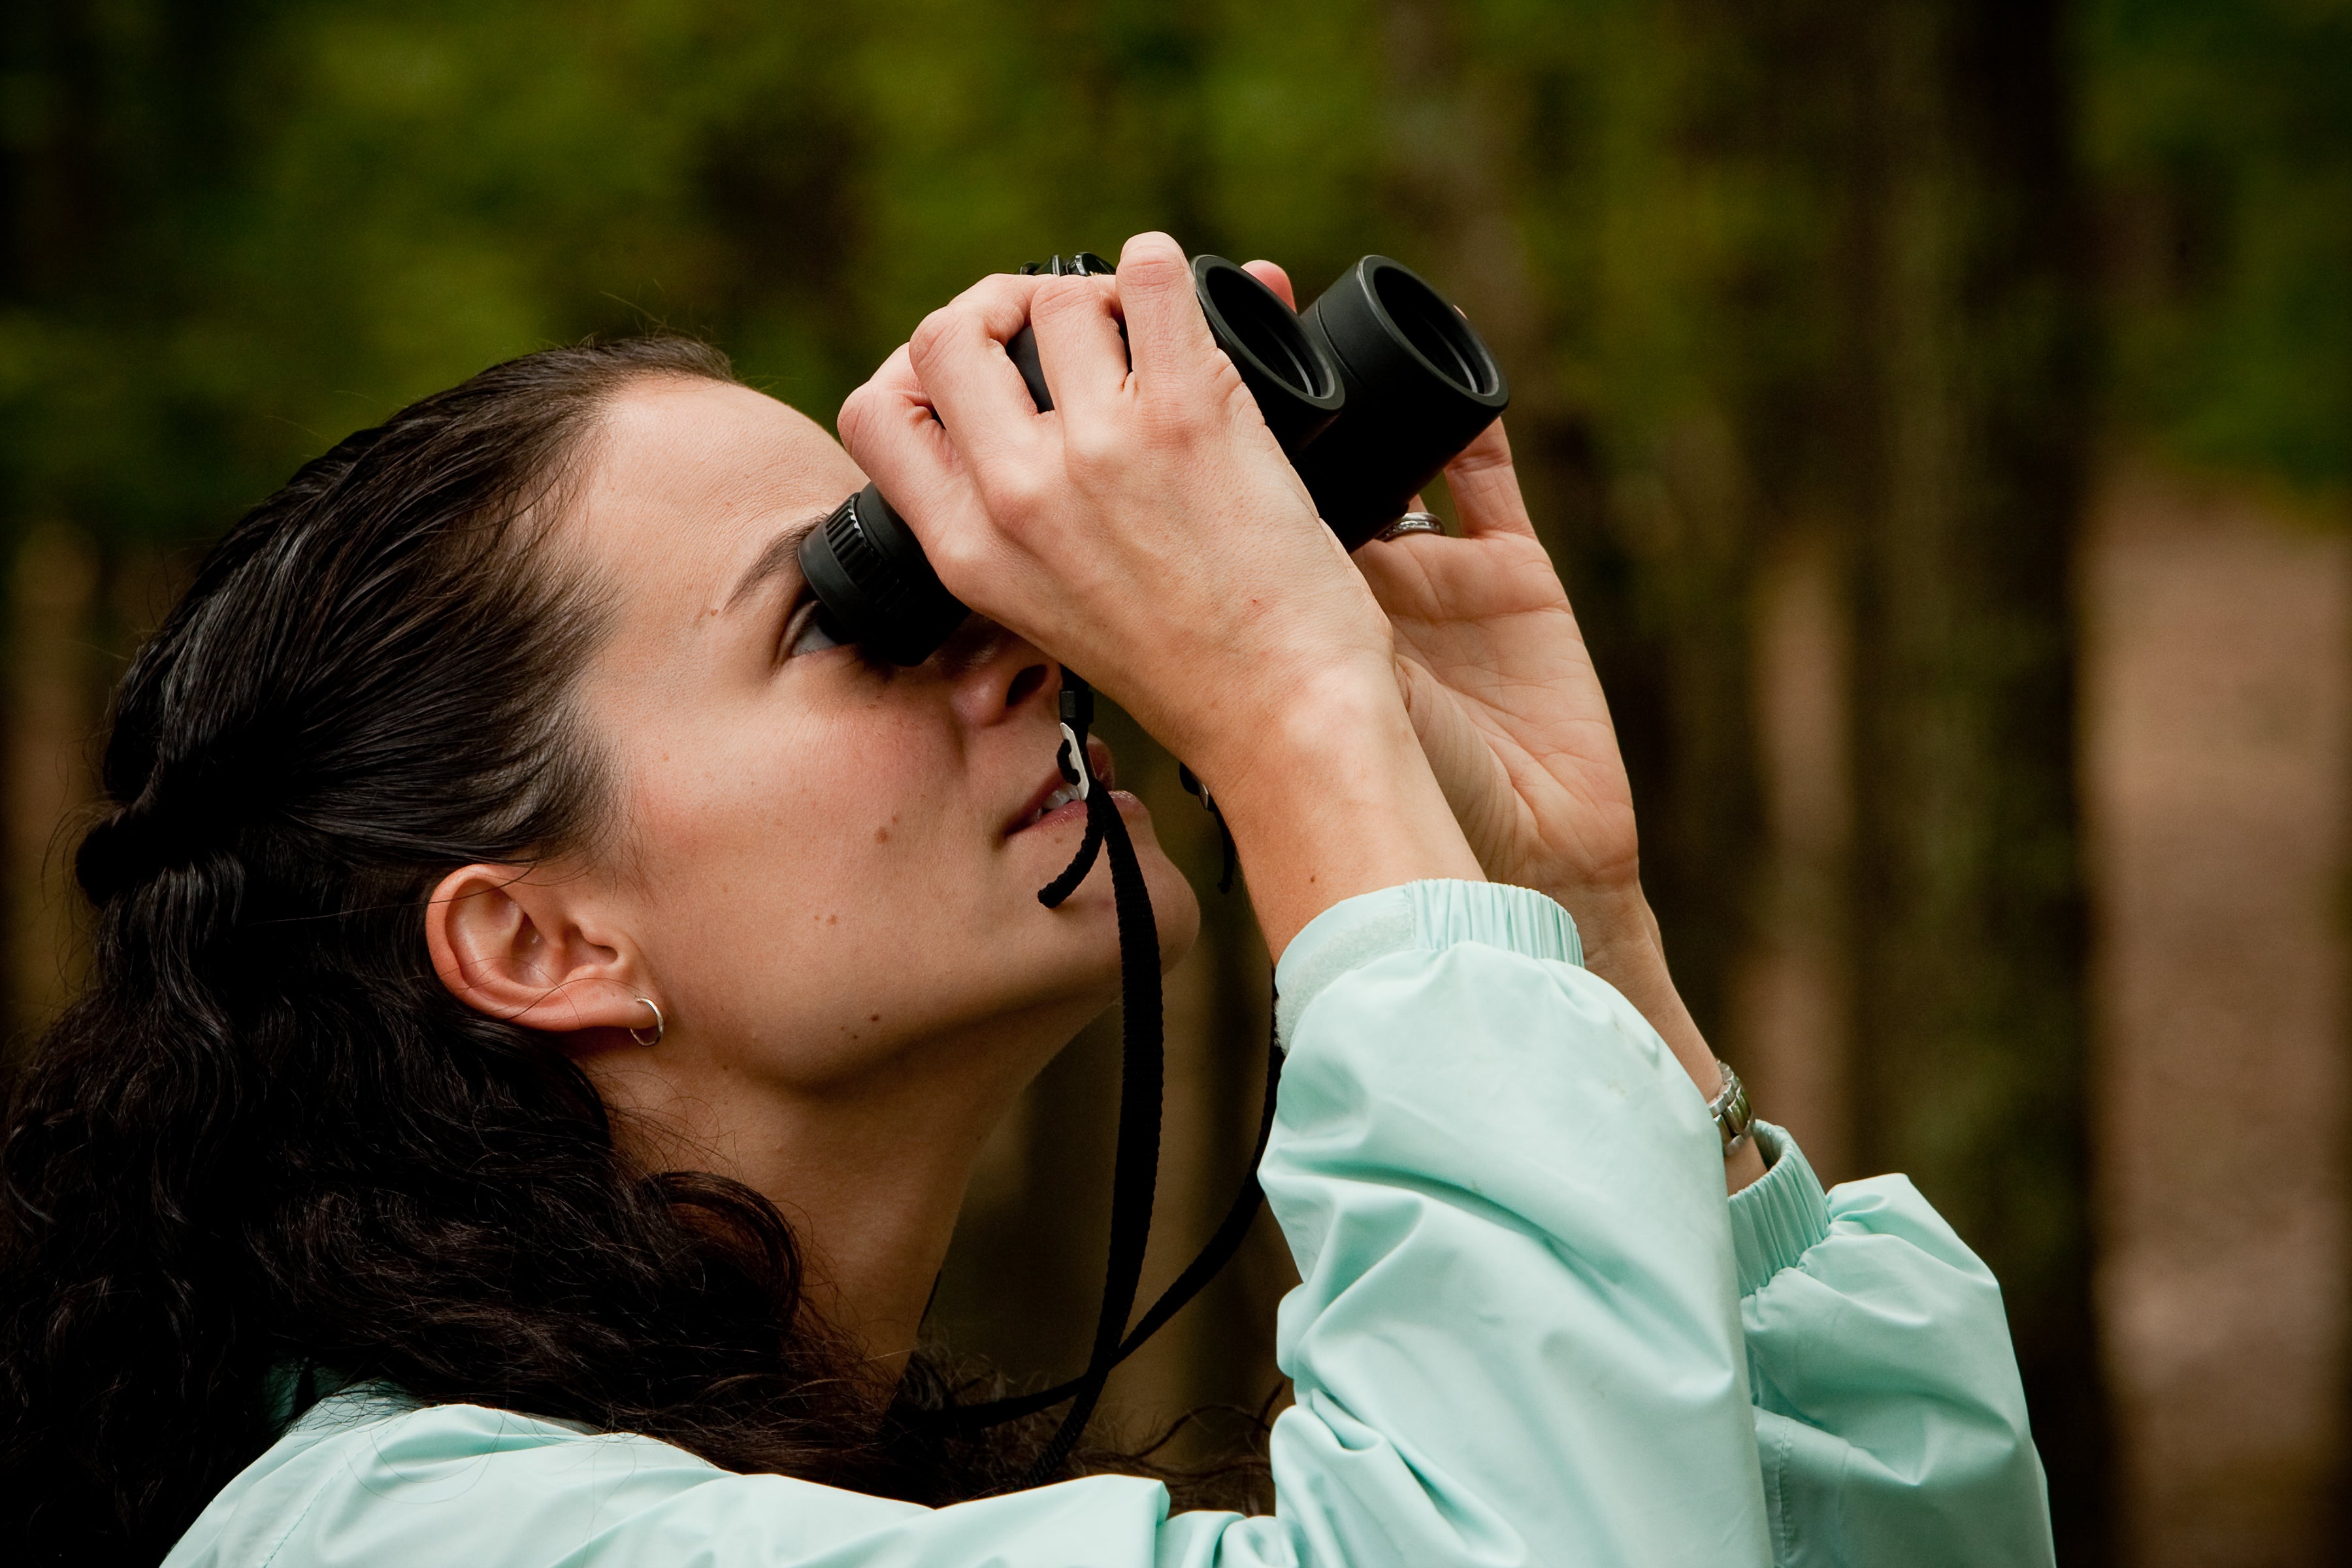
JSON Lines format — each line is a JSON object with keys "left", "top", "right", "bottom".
{"left": 781, "top": 595, "right": 846, "bottom": 659}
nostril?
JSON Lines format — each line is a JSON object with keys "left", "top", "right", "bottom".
{"left": 1005, "top": 663, "right": 1049, "bottom": 710}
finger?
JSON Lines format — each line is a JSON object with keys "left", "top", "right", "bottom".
{"left": 841, "top": 348, "right": 1075, "bottom": 638}
{"left": 907, "top": 272, "right": 1054, "bottom": 477}
{"left": 1443, "top": 417, "right": 1537, "bottom": 540}
{"left": 1241, "top": 259, "right": 1296, "bottom": 310}
{"left": 1115, "top": 231, "right": 1223, "bottom": 409}
{"left": 838, "top": 345, "right": 994, "bottom": 567}
{"left": 854, "top": 337, "right": 933, "bottom": 416}
{"left": 1028, "top": 272, "right": 1130, "bottom": 427}
{"left": 839, "top": 343, "right": 947, "bottom": 476}
{"left": 1350, "top": 494, "right": 1442, "bottom": 557}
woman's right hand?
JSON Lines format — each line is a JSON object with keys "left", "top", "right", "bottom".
{"left": 840, "top": 233, "right": 1377, "bottom": 775}
{"left": 838, "top": 231, "right": 1482, "bottom": 953}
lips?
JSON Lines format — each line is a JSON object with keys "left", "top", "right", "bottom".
{"left": 1008, "top": 737, "right": 1117, "bottom": 835}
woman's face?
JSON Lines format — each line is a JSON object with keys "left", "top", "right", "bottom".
{"left": 553, "top": 375, "right": 1198, "bottom": 1100}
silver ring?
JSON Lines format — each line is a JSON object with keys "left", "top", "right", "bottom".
{"left": 1377, "top": 511, "right": 1446, "bottom": 541}
{"left": 630, "top": 998, "right": 665, "bottom": 1048}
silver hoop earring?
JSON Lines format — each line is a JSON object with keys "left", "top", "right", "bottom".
{"left": 630, "top": 998, "right": 665, "bottom": 1048}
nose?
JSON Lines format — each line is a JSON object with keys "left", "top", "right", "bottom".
{"left": 932, "top": 617, "right": 1059, "bottom": 731}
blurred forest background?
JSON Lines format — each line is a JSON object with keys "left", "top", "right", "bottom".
{"left": 3, "top": 1, "right": 2348, "bottom": 1562}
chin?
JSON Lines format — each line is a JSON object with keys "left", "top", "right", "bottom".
{"left": 1041, "top": 809, "right": 1202, "bottom": 978}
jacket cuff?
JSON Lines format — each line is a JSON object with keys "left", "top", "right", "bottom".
{"left": 1275, "top": 880, "right": 1582, "bottom": 1047}
{"left": 1726, "top": 1122, "right": 1831, "bottom": 1296}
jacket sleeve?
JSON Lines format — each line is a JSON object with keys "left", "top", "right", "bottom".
{"left": 170, "top": 880, "right": 1916, "bottom": 1568}
{"left": 1199, "top": 877, "right": 1774, "bottom": 1566}
{"left": 1725, "top": 1123, "right": 2056, "bottom": 1567}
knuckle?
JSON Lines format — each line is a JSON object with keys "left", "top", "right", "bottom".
{"left": 1119, "top": 244, "right": 1188, "bottom": 295}
{"left": 1032, "top": 274, "right": 1112, "bottom": 323}
{"left": 1137, "top": 393, "right": 1210, "bottom": 448}
{"left": 975, "top": 461, "right": 1051, "bottom": 525}
{"left": 977, "top": 271, "right": 1036, "bottom": 308}
{"left": 929, "top": 527, "right": 988, "bottom": 587}
{"left": 1031, "top": 276, "right": 1087, "bottom": 316}
{"left": 972, "top": 273, "right": 1044, "bottom": 336}
{"left": 947, "top": 272, "right": 1008, "bottom": 312}
{"left": 836, "top": 385, "right": 880, "bottom": 444}
{"left": 1062, "top": 419, "right": 1122, "bottom": 478}
{"left": 908, "top": 307, "right": 960, "bottom": 365}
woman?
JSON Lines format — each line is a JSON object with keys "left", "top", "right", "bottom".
{"left": 1, "top": 233, "right": 2052, "bottom": 1565}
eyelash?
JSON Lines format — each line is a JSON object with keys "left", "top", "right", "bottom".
{"left": 780, "top": 593, "right": 844, "bottom": 661}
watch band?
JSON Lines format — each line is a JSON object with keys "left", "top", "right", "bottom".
{"left": 1707, "top": 1060, "right": 1754, "bottom": 1157}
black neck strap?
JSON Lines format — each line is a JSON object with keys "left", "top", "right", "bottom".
{"left": 895, "top": 674, "right": 1281, "bottom": 1492}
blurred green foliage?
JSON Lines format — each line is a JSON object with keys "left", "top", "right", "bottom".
{"left": 8, "top": 0, "right": 2339, "bottom": 548}
{"left": 2085, "top": 0, "right": 2352, "bottom": 489}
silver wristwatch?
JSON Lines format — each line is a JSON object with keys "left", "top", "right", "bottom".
{"left": 1708, "top": 1061, "right": 1754, "bottom": 1157}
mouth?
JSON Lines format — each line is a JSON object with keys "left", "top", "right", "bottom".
{"left": 1007, "top": 737, "right": 1118, "bottom": 836}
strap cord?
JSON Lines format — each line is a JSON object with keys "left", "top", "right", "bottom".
{"left": 896, "top": 674, "right": 1281, "bottom": 1494}
{"left": 1024, "top": 674, "right": 1164, "bottom": 1485}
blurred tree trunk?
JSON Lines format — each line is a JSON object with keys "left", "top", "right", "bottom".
{"left": 1, "top": 0, "right": 266, "bottom": 1064}
{"left": 1835, "top": 1, "right": 2106, "bottom": 1558}
{"left": 8, "top": 529, "right": 99, "bottom": 1041}
{"left": 1385, "top": 0, "right": 2106, "bottom": 1552}
{"left": 1375, "top": 0, "right": 1765, "bottom": 1048}
{"left": 0, "top": 0, "right": 104, "bottom": 1064}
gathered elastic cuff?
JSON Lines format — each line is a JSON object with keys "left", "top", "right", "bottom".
{"left": 1726, "top": 1122, "right": 1831, "bottom": 1296}
{"left": 1275, "top": 880, "right": 1582, "bottom": 1047}
{"left": 1402, "top": 879, "right": 1583, "bottom": 965}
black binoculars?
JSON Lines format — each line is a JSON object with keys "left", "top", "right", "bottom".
{"left": 800, "top": 250, "right": 1509, "bottom": 666}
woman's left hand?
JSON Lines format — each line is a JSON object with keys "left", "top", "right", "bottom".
{"left": 1235, "top": 265, "right": 1641, "bottom": 921}
{"left": 1356, "top": 421, "right": 1642, "bottom": 922}
{"left": 1258, "top": 242, "right": 1754, "bottom": 1181}
{"left": 1357, "top": 421, "right": 1766, "bottom": 1188}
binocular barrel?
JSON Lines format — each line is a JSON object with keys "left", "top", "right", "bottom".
{"left": 1296, "top": 256, "right": 1511, "bottom": 546}
{"left": 799, "top": 252, "right": 1507, "bottom": 666}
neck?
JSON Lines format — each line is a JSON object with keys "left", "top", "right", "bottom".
{"left": 585, "top": 1006, "right": 1086, "bottom": 1378}
{"left": 740, "top": 1081, "right": 1006, "bottom": 1374}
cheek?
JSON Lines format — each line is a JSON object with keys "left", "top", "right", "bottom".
{"left": 629, "top": 700, "right": 956, "bottom": 932}
{"left": 621, "top": 697, "right": 1074, "bottom": 1083}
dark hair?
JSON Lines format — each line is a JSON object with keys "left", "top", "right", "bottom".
{"left": 0, "top": 339, "right": 1137, "bottom": 1567}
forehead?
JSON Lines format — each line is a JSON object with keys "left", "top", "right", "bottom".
{"left": 563, "top": 376, "right": 864, "bottom": 598}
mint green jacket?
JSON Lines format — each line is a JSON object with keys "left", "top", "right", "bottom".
{"left": 167, "top": 881, "right": 2053, "bottom": 1568}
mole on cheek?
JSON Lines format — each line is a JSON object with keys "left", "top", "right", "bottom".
{"left": 874, "top": 825, "right": 889, "bottom": 844}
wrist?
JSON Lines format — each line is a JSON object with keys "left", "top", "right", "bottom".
{"left": 1569, "top": 890, "right": 1718, "bottom": 1088}
{"left": 1203, "top": 663, "right": 1484, "bottom": 956}
{"left": 1179, "top": 651, "right": 1398, "bottom": 792}
{"left": 1561, "top": 889, "right": 1769, "bottom": 1184}
{"left": 1554, "top": 882, "right": 1665, "bottom": 984}
{"left": 1571, "top": 891, "right": 1769, "bottom": 1193}
{"left": 1203, "top": 659, "right": 1424, "bottom": 824}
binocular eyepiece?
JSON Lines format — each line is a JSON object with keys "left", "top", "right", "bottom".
{"left": 800, "top": 250, "right": 1508, "bottom": 666}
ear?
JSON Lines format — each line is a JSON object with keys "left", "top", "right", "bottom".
{"left": 425, "top": 863, "right": 657, "bottom": 1045}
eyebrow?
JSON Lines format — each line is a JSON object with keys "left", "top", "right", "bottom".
{"left": 725, "top": 508, "right": 833, "bottom": 613}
